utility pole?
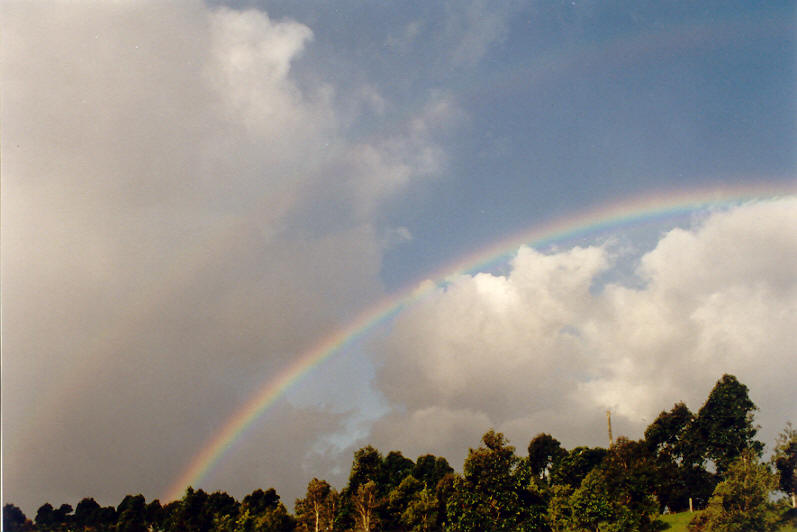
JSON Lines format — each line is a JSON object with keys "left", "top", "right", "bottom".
{"left": 606, "top": 410, "right": 613, "bottom": 447}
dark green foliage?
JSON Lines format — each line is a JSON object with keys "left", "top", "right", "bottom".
{"left": 549, "top": 446, "right": 607, "bottom": 489}
{"left": 413, "top": 455, "right": 454, "bottom": 490}
{"left": 445, "top": 430, "right": 548, "bottom": 531}
{"left": 11, "top": 374, "right": 784, "bottom": 532}
{"left": 35, "top": 503, "right": 55, "bottom": 530}
{"left": 347, "top": 446, "right": 384, "bottom": 494}
{"left": 689, "top": 374, "right": 763, "bottom": 474}
{"left": 401, "top": 486, "right": 439, "bottom": 532}
{"left": 645, "top": 402, "right": 694, "bottom": 460}
{"left": 3, "top": 504, "right": 31, "bottom": 532}
{"left": 386, "top": 475, "right": 423, "bottom": 529}
{"left": 73, "top": 497, "right": 101, "bottom": 529}
{"left": 236, "top": 488, "right": 293, "bottom": 532}
{"left": 242, "top": 488, "right": 280, "bottom": 515}
{"left": 435, "top": 472, "right": 457, "bottom": 530}
{"left": 528, "top": 433, "right": 567, "bottom": 482}
{"left": 569, "top": 469, "right": 614, "bottom": 532}
{"left": 383, "top": 451, "right": 415, "bottom": 489}
{"left": 773, "top": 423, "right": 797, "bottom": 507}
{"left": 645, "top": 403, "right": 705, "bottom": 512}
{"left": 145, "top": 499, "right": 165, "bottom": 530}
{"left": 596, "top": 438, "right": 660, "bottom": 530}
{"left": 116, "top": 494, "right": 147, "bottom": 532}
{"left": 164, "top": 487, "right": 216, "bottom": 532}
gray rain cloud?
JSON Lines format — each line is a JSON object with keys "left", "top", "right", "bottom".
{"left": 2, "top": 1, "right": 451, "bottom": 513}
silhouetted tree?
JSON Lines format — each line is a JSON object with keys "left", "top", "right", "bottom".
{"left": 116, "top": 494, "right": 147, "bottom": 532}
{"left": 73, "top": 498, "right": 101, "bottom": 529}
{"left": 3, "top": 504, "right": 32, "bottom": 532}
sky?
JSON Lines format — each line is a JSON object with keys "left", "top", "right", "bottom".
{"left": 2, "top": 0, "right": 796, "bottom": 517}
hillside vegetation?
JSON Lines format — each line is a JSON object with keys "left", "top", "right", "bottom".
{"left": 4, "top": 374, "right": 796, "bottom": 531}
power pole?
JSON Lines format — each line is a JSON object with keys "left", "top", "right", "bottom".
{"left": 606, "top": 410, "right": 613, "bottom": 447}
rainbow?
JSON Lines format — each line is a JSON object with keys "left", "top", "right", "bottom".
{"left": 163, "top": 183, "right": 796, "bottom": 501}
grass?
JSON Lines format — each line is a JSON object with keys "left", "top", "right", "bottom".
{"left": 657, "top": 509, "right": 797, "bottom": 531}
{"left": 657, "top": 511, "right": 694, "bottom": 531}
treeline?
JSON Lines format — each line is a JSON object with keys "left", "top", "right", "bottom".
{"left": 4, "top": 374, "right": 797, "bottom": 531}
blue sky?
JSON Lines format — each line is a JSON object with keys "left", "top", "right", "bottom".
{"left": 2, "top": 0, "right": 796, "bottom": 516}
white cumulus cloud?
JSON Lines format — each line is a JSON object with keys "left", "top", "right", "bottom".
{"left": 368, "top": 198, "right": 797, "bottom": 460}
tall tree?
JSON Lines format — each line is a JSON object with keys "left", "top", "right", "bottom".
{"left": 296, "top": 478, "right": 334, "bottom": 532}
{"left": 688, "top": 374, "right": 763, "bottom": 474}
{"left": 348, "top": 446, "right": 383, "bottom": 494}
{"left": 351, "top": 480, "right": 380, "bottom": 532}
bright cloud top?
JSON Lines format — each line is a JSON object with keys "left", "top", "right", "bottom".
{"left": 370, "top": 198, "right": 797, "bottom": 464}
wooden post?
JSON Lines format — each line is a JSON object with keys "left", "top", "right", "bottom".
{"left": 606, "top": 410, "right": 613, "bottom": 447}
{"left": 689, "top": 497, "right": 693, "bottom": 512}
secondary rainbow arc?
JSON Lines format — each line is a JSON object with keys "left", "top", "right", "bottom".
{"left": 163, "top": 183, "right": 796, "bottom": 502}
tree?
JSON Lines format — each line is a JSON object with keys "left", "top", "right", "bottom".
{"left": 413, "top": 455, "right": 454, "bottom": 490}
{"left": 549, "top": 446, "right": 607, "bottom": 489}
{"left": 232, "top": 488, "right": 293, "bottom": 532}
{"left": 568, "top": 469, "right": 613, "bottom": 532}
{"left": 546, "top": 484, "right": 573, "bottom": 532}
{"left": 386, "top": 475, "right": 423, "bottom": 529}
{"left": 145, "top": 499, "right": 166, "bottom": 530}
{"left": 645, "top": 402, "right": 694, "bottom": 460}
{"left": 401, "top": 487, "right": 439, "bottom": 532}
{"left": 772, "top": 422, "right": 797, "bottom": 509}
{"left": 689, "top": 451, "right": 779, "bottom": 531}
{"left": 528, "top": 433, "right": 567, "bottom": 482}
{"left": 348, "top": 446, "right": 383, "bottom": 494}
{"left": 296, "top": 478, "right": 334, "bottom": 532}
{"left": 688, "top": 374, "right": 763, "bottom": 474}
{"left": 446, "top": 430, "right": 545, "bottom": 531}
{"left": 3, "top": 504, "right": 32, "bottom": 532}
{"left": 35, "top": 503, "right": 55, "bottom": 531}
{"left": 116, "top": 494, "right": 147, "bottom": 532}
{"left": 596, "top": 438, "right": 660, "bottom": 530}
{"left": 382, "top": 450, "right": 415, "bottom": 489}
{"left": 351, "top": 480, "right": 380, "bottom": 531}
{"left": 73, "top": 498, "right": 101, "bottom": 529}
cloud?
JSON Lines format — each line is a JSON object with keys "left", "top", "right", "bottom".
{"left": 369, "top": 198, "right": 797, "bottom": 460}
{"left": 2, "top": 1, "right": 449, "bottom": 513}
{"left": 445, "top": 0, "right": 515, "bottom": 66}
